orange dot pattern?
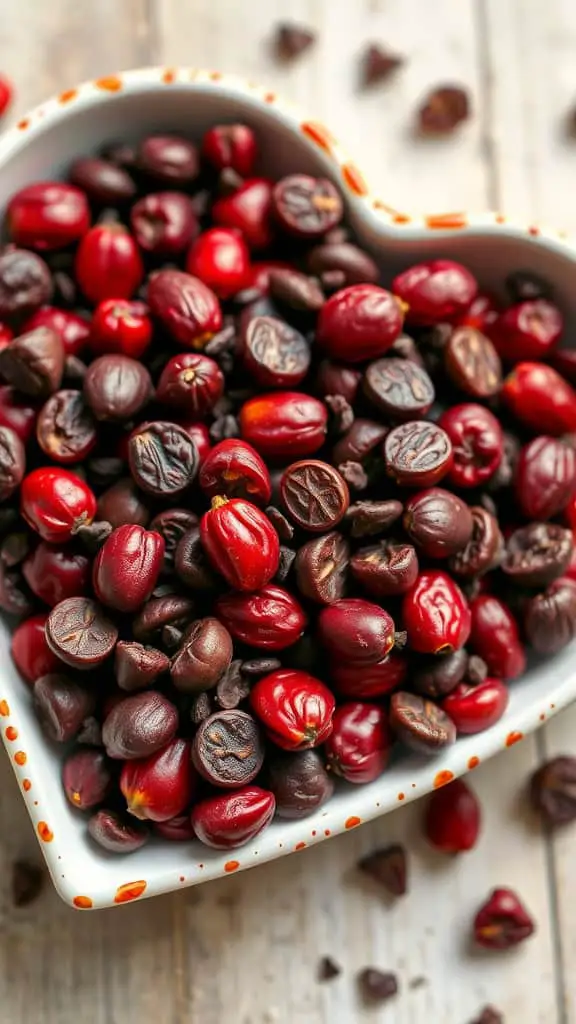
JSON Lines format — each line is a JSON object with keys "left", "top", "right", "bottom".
{"left": 468, "top": 756, "right": 480, "bottom": 770}
{"left": 341, "top": 163, "right": 368, "bottom": 197}
{"left": 224, "top": 860, "right": 240, "bottom": 872}
{"left": 14, "top": 751, "right": 26, "bottom": 765}
{"left": 505, "top": 731, "right": 523, "bottom": 747}
{"left": 162, "top": 69, "right": 176, "bottom": 84}
{"left": 95, "top": 76, "right": 122, "bottom": 92}
{"left": 345, "top": 815, "right": 361, "bottom": 829}
{"left": 114, "top": 880, "right": 147, "bottom": 904}
{"left": 37, "top": 822, "right": 53, "bottom": 842}
{"left": 0, "top": 699, "right": 10, "bottom": 716}
{"left": 294, "top": 842, "right": 306, "bottom": 851}
{"left": 73, "top": 896, "right": 93, "bottom": 910}
{"left": 5, "top": 726, "right": 18, "bottom": 741}
{"left": 300, "top": 120, "right": 335, "bottom": 153}
{"left": 22, "top": 779, "right": 31, "bottom": 792}
{"left": 433, "top": 770, "right": 454, "bottom": 789}
{"left": 426, "top": 211, "right": 467, "bottom": 230}
{"left": 397, "top": 792, "right": 405, "bottom": 801}
{"left": 59, "top": 89, "right": 78, "bottom": 104}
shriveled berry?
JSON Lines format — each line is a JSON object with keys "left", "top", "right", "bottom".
{"left": 7, "top": 182, "right": 90, "bottom": 250}
{"left": 23, "top": 541, "right": 90, "bottom": 607}
{"left": 199, "top": 439, "right": 271, "bottom": 504}
{"left": 250, "top": 669, "right": 335, "bottom": 750}
{"left": 200, "top": 495, "right": 279, "bottom": 591}
{"left": 317, "top": 598, "right": 396, "bottom": 664}
{"left": 201, "top": 123, "right": 257, "bottom": 176}
{"left": 103, "top": 690, "right": 178, "bottom": 759}
{"left": 267, "top": 749, "right": 334, "bottom": 819}
{"left": 93, "top": 525, "right": 165, "bottom": 613}
{"left": 491, "top": 299, "right": 562, "bottom": 362}
{"left": 515, "top": 436, "right": 576, "bottom": 520}
{"left": 21, "top": 468, "right": 97, "bottom": 543}
{"left": 191, "top": 785, "right": 275, "bottom": 849}
{"left": 75, "top": 224, "right": 144, "bottom": 303}
{"left": 393, "top": 260, "right": 477, "bottom": 325}
{"left": 439, "top": 403, "right": 503, "bottom": 489}
{"left": 389, "top": 691, "right": 456, "bottom": 754}
{"left": 170, "top": 617, "right": 233, "bottom": 693}
{"left": 402, "top": 571, "right": 471, "bottom": 654}
{"left": 33, "top": 673, "right": 94, "bottom": 742}
{"left": 317, "top": 284, "right": 404, "bottom": 362}
{"left": 502, "top": 362, "right": 576, "bottom": 435}
{"left": 147, "top": 268, "right": 222, "bottom": 348}
{"left": 157, "top": 352, "right": 224, "bottom": 418}
{"left": 131, "top": 191, "right": 197, "bottom": 255}
{"left": 473, "top": 887, "right": 535, "bottom": 949}
{"left": 88, "top": 809, "right": 149, "bottom": 854}
{"left": 240, "top": 391, "right": 328, "bottom": 459}
{"left": 442, "top": 678, "right": 509, "bottom": 735}
{"left": 325, "top": 702, "right": 391, "bottom": 784}
{"left": 216, "top": 584, "right": 307, "bottom": 650}
{"left": 89, "top": 299, "right": 152, "bottom": 359}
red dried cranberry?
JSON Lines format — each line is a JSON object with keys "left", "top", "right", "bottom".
{"left": 491, "top": 299, "right": 562, "bottom": 362}
{"left": 212, "top": 178, "right": 274, "bottom": 249}
{"left": 473, "top": 887, "right": 535, "bottom": 949}
{"left": 317, "top": 284, "right": 404, "bottom": 362}
{"left": 22, "top": 542, "right": 90, "bottom": 607}
{"left": 329, "top": 653, "right": 407, "bottom": 699}
{"left": 317, "top": 598, "right": 396, "bottom": 664}
{"left": 502, "top": 362, "right": 576, "bottom": 435}
{"left": 216, "top": 584, "right": 307, "bottom": 650}
{"left": 154, "top": 814, "right": 195, "bottom": 842}
{"left": 7, "top": 182, "right": 90, "bottom": 250}
{"left": 325, "top": 702, "right": 391, "bottom": 783}
{"left": 24, "top": 307, "right": 90, "bottom": 357}
{"left": 199, "top": 438, "right": 271, "bottom": 504}
{"left": 402, "top": 571, "right": 471, "bottom": 654}
{"left": 442, "top": 678, "right": 509, "bottom": 734}
{"left": 93, "top": 525, "right": 165, "bottom": 613}
{"left": 438, "top": 403, "right": 503, "bottom": 488}
{"left": 147, "top": 269, "right": 222, "bottom": 348}
{"left": 89, "top": 299, "right": 152, "bottom": 359}
{"left": 250, "top": 668, "right": 335, "bottom": 750}
{"left": 186, "top": 227, "right": 250, "bottom": 299}
{"left": 11, "top": 612, "right": 62, "bottom": 684}
{"left": 120, "top": 737, "right": 195, "bottom": 822}
{"left": 200, "top": 495, "right": 279, "bottom": 591}
{"left": 157, "top": 352, "right": 224, "bottom": 418}
{"left": 239, "top": 391, "right": 328, "bottom": 459}
{"left": 424, "top": 777, "right": 481, "bottom": 853}
{"left": 75, "top": 224, "right": 143, "bottom": 303}
{"left": 515, "top": 436, "right": 576, "bottom": 520}
{"left": 21, "top": 467, "right": 97, "bottom": 543}
{"left": 393, "top": 260, "right": 478, "bottom": 325}
{"left": 130, "top": 191, "right": 197, "bottom": 255}
{"left": 191, "top": 785, "right": 275, "bottom": 849}
{"left": 201, "top": 123, "right": 257, "bottom": 176}
{"left": 456, "top": 292, "right": 499, "bottom": 333}
{"left": 469, "top": 595, "right": 526, "bottom": 680}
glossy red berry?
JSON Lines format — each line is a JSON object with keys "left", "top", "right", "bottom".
{"left": 200, "top": 495, "right": 279, "bottom": 591}
{"left": 515, "top": 436, "right": 576, "bottom": 520}
{"left": 239, "top": 392, "right": 328, "bottom": 459}
{"left": 157, "top": 352, "right": 224, "bottom": 418}
{"left": 250, "top": 669, "right": 335, "bottom": 750}
{"left": 147, "top": 269, "right": 222, "bottom": 349}
{"left": 329, "top": 652, "right": 408, "bottom": 699}
{"left": 424, "top": 777, "right": 481, "bottom": 853}
{"left": 216, "top": 583, "right": 307, "bottom": 650}
{"left": 491, "top": 299, "right": 562, "bottom": 362}
{"left": 456, "top": 292, "right": 499, "bottom": 333}
{"left": 502, "top": 362, "right": 576, "bottom": 435}
{"left": 75, "top": 224, "right": 144, "bottom": 303}
{"left": 393, "top": 259, "right": 478, "bottom": 325}
{"left": 130, "top": 191, "right": 197, "bottom": 255}
{"left": 469, "top": 595, "right": 526, "bottom": 680}
{"left": 93, "top": 525, "right": 165, "bottom": 613}
{"left": 24, "top": 307, "right": 90, "bottom": 357}
{"left": 0, "top": 74, "right": 13, "bottom": 117}
{"left": 473, "top": 888, "right": 535, "bottom": 949}
{"left": 201, "top": 123, "right": 257, "bottom": 176}
{"left": 317, "top": 284, "right": 404, "bottom": 362}
{"left": 22, "top": 542, "right": 90, "bottom": 607}
{"left": 120, "top": 738, "right": 195, "bottom": 823}
{"left": 318, "top": 598, "right": 396, "bottom": 665}
{"left": 402, "top": 570, "right": 471, "bottom": 654}
{"left": 89, "top": 299, "right": 152, "bottom": 359}
{"left": 21, "top": 468, "right": 97, "bottom": 543}
{"left": 186, "top": 227, "right": 250, "bottom": 299}
{"left": 212, "top": 178, "right": 274, "bottom": 250}
{"left": 7, "top": 182, "right": 90, "bottom": 250}
{"left": 0, "top": 386, "right": 37, "bottom": 443}
{"left": 199, "top": 438, "right": 271, "bottom": 504}
{"left": 438, "top": 403, "right": 504, "bottom": 488}
{"left": 191, "top": 786, "right": 276, "bottom": 849}
{"left": 11, "top": 612, "right": 62, "bottom": 684}
{"left": 442, "top": 678, "right": 509, "bottom": 735}
{"left": 325, "top": 702, "right": 391, "bottom": 783}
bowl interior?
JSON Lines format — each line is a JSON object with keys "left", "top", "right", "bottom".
{"left": 2, "top": 76, "right": 576, "bottom": 909}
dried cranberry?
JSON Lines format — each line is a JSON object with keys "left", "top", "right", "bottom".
{"left": 120, "top": 737, "right": 195, "bottom": 822}
{"left": 21, "top": 467, "right": 96, "bottom": 543}
{"left": 502, "top": 362, "right": 576, "bottom": 435}
{"left": 191, "top": 785, "right": 275, "bottom": 849}
{"left": 199, "top": 438, "right": 271, "bottom": 505}
{"left": 69, "top": 156, "right": 136, "bottom": 204}
{"left": 515, "top": 435, "right": 576, "bottom": 520}
{"left": 216, "top": 583, "right": 307, "bottom": 650}
{"left": 317, "top": 284, "right": 404, "bottom": 362}
{"left": 491, "top": 299, "right": 563, "bottom": 362}
{"left": 212, "top": 178, "right": 274, "bottom": 250}
{"left": 62, "top": 747, "right": 112, "bottom": 810}
{"left": 250, "top": 668, "right": 335, "bottom": 750}
{"left": 330, "top": 653, "right": 408, "bottom": 699}
{"left": 75, "top": 224, "right": 143, "bottom": 304}
{"left": 438, "top": 403, "right": 503, "bottom": 488}
{"left": 393, "top": 260, "right": 477, "bottom": 325}
{"left": 157, "top": 352, "right": 224, "bottom": 418}
{"left": 239, "top": 391, "right": 328, "bottom": 459}
{"left": 24, "top": 306, "right": 90, "bottom": 358}
{"left": 442, "top": 678, "right": 509, "bottom": 734}
{"left": 138, "top": 135, "right": 199, "bottom": 185}
{"left": 325, "top": 702, "right": 391, "bottom": 783}
{"left": 272, "top": 174, "right": 342, "bottom": 237}
{"left": 23, "top": 542, "right": 90, "bottom": 607}
{"left": 316, "top": 360, "right": 362, "bottom": 403}
{"left": 11, "top": 612, "right": 62, "bottom": 683}
{"left": 318, "top": 598, "right": 396, "bottom": 664}
{"left": 147, "top": 268, "right": 222, "bottom": 348}
{"left": 424, "top": 778, "right": 481, "bottom": 853}
{"left": 186, "top": 227, "right": 250, "bottom": 299}
{"left": 200, "top": 496, "right": 279, "bottom": 591}
{"left": 0, "top": 386, "right": 37, "bottom": 444}
{"left": 403, "top": 570, "right": 471, "bottom": 654}
{"left": 473, "top": 887, "right": 535, "bottom": 949}
{"left": 89, "top": 299, "right": 152, "bottom": 359}
{"left": 403, "top": 488, "right": 473, "bottom": 559}
{"left": 131, "top": 191, "right": 197, "bottom": 255}
{"left": 88, "top": 809, "right": 149, "bottom": 853}
{"left": 7, "top": 182, "right": 90, "bottom": 250}
{"left": 93, "top": 525, "right": 165, "bottom": 613}
{"left": 201, "top": 123, "right": 257, "bottom": 176}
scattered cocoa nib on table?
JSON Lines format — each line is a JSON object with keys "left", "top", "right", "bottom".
{"left": 274, "top": 23, "right": 316, "bottom": 61}
{"left": 357, "top": 843, "right": 408, "bottom": 896}
{"left": 361, "top": 43, "right": 405, "bottom": 87}
{"left": 317, "top": 955, "right": 342, "bottom": 982}
{"left": 530, "top": 755, "right": 576, "bottom": 826}
{"left": 357, "top": 967, "right": 399, "bottom": 1003}
{"left": 417, "top": 84, "right": 471, "bottom": 134}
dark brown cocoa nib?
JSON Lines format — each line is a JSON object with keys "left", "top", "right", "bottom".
{"left": 192, "top": 709, "right": 265, "bottom": 787}
{"left": 275, "top": 22, "right": 316, "bottom": 59}
{"left": 317, "top": 956, "right": 342, "bottom": 982}
{"left": 0, "top": 326, "right": 64, "bottom": 397}
{"left": 295, "top": 531, "right": 349, "bottom": 604}
{"left": 115, "top": 641, "right": 170, "bottom": 691}
{"left": 412, "top": 650, "right": 469, "bottom": 698}
{"left": 0, "top": 248, "right": 53, "bottom": 318}
{"left": 470, "top": 1008, "right": 504, "bottom": 1024}
{"left": 417, "top": 84, "right": 470, "bottom": 134}
{"left": 523, "top": 578, "right": 576, "bottom": 654}
{"left": 33, "top": 673, "right": 95, "bottom": 742}
{"left": 358, "top": 843, "right": 408, "bottom": 896}
{"left": 390, "top": 691, "right": 457, "bottom": 753}
{"left": 171, "top": 617, "right": 233, "bottom": 693}
{"left": 215, "top": 659, "right": 249, "bottom": 710}
{"left": 84, "top": 354, "right": 153, "bottom": 423}
{"left": 11, "top": 860, "right": 44, "bottom": 907}
{"left": 358, "top": 968, "right": 398, "bottom": 1003}
{"left": 345, "top": 499, "right": 404, "bottom": 538}
{"left": 268, "top": 748, "right": 334, "bottom": 819}
{"left": 267, "top": 267, "right": 324, "bottom": 312}
{"left": 362, "top": 43, "right": 404, "bottom": 86}
{"left": 530, "top": 756, "right": 576, "bottom": 826}
{"left": 190, "top": 691, "right": 213, "bottom": 724}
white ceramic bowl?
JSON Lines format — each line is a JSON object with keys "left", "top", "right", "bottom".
{"left": 1, "top": 66, "right": 575, "bottom": 910}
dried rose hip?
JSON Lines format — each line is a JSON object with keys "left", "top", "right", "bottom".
{"left": 170, "top": 616, "right": 233, "bottom": 693}
{"left": 191, "top": 785, "right": 275, "bottom": 849}
{"left": 75, "top": 224, "right": 143, "bottom": 303}
{"left": 157, "top": 352, "right": 223, "bottom": 418}
{"left": 523, "top": 577, "right": 576, "bottom": 655}
{"left": 102, "top": 690, "right": 178, "bottom": 759}
{"left": 24, "top": 307, "right": 90, "bottom": 358}
{"left": 442, "top": 678, "right": 509, "bottom": 735}
{"left": 7, "top": 182, "right": 90, "bottom": 250}
{"left": 241, "top": 315, "right": 310, "bottom": 389}
{"left": 216, "top": 584, "right": 307, "bottom": 650}
{"left": 438, "top": 403, "right": 503, "bottom": 489}
{"left": 62, "top": 747, "right": 112, "bottom": 810}
{"left": 318, "top": 598, "right": 396, "bottom": 665}
{"left": 128, "top": 421, "right": 199, "bottom": 497}
{"left": 473, "top": 888, "right": 535, "bottom": 949}
{"left": 502, "top": 362, "right": 576, "bottom": 435}
{"left": 515, "top": 436, "right": 576, "bottom": 520}
{"left": 424, "top": 777, "right": 481, "bottom": 853}
{"left": 93, "top": 525, "right": 165, "bottom": 613}
{"left": 121, "top": 737, "right": 195, "bottom": 822}
{"left": 239, "top": 392, "right": 328, "bottom": 459}
{"left": 251, "top": 669, "right": 335, "bottom": 750}
{"left": 389, "top": 691, "right": 456, "bottom": 754}
{"left": 403, "top": 570, "right": 471, "bottom": 654}
{"left": 192, "top": 709, "right": 265, "bottom": 788}
{"left": 201, "top": 123, "right": 257, "bottom": 176}
{"left": 393, "top": 260, "right": 477, "bottom": 325}
{"left": 88, "top": 809, "right": 149, "bottom": 854}
{"left": 449, "top": 506, "right": 503, "bottom": 579}
{"left": 530, "top": 756, "right": 576, "bottom": 826}
{"left": 363, "top": 358, "right": 435, "bottom": 420}
{"left": 23, "top": 541, "right": 90, "bottom": 607}
{"left": 21, "top": 467, "right": 97, "bottom": 543}
{"left": 131, "top": 191, "right": 197, "bottom": 255}
{"left": 35, "top": 389, "right": 96, "bottom": 465}
{"left": 267, "top": 748, "right": 334, "bottom": 819}
{"left": 33, "top": 672, "right": 94, "bottom": 742}
{"left": 212, "top": 178, "right": 274, "bottom": 250}
{"left": 503, "top": 523, "right": 573, "bottom": 588}
{"left": 11, "top": 612, "right": 62, "bottom": 683}
{"left": 444, "top": 326, "right": 502, "bottom": 398}
{"left": 317, "top": 284, "right": 404, "bottom": 362}
{"left": 491, "top": 299, "right": 562, "bottom": 362}
{"left": 384, "top": 421, "right": 453, "bottom": 487}
{"left": 272, "top": 174, "right": 342, "bottom": 238}
{"left": 200, "top": 496, "right": 279, "bottom": 590}
{"left": 403, "top": 488, "right": 473, "bottom": 559}
{"left": 199, "top": 439, "right": 271, "bottom": 505}
{"left": 280, "top": 460, "right": 349, "bottom": 532}
{"left": 326, "top": 702, "right": 391, "bottom": 784}
{"left": 46, "top": 596, "right": 118, "bottom": 669}
{"left": 89, "top": 299, "right": 152, "bottom": 360}
{"left": 147, "top": 268, "right": 222, "bottom": 348}
{"left": 186, "top": 227, "right": 250, "bottom": 299}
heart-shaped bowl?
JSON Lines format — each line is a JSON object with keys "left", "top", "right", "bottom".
{"left": 1, "top": 66, "right": 575, "bottom": 909}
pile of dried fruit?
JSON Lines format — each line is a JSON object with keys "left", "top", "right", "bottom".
{"left": 0, "top": 120, "right": 574, "bottom": 861}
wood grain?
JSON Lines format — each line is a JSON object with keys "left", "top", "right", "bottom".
{"left": 0, "top": 0, "right": 573, "bottom": 1021}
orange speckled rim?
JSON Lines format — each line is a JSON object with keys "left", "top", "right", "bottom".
{"left": 0, "top": 66, "right": 575, "bottom": 910}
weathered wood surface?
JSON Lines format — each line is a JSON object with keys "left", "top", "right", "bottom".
{"left": 0, "top": 1, "right": 575, "bottom": 1020}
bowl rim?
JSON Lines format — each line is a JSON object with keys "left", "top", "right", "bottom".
{"left": 1, "top": 64, "right": 576, "bottom": 910}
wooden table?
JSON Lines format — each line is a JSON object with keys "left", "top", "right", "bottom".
{"left": 0, "top": 2, "right": 575, "bottom": 1021}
